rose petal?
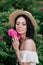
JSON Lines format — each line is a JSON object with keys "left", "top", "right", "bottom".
{"left": 8, "top": 29, "right": 17, "bottom": 38}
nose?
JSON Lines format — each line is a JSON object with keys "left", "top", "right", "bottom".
{"left": 19, "top": 24, "right": 22, "bottom": 27}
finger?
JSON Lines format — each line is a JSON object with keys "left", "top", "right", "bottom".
{"left": 14, "top": 36, "right": 18, "bottom": 40}
{"left": 12, "top": 38, "right": 14, "bottom": 42}
{"left": 12, "top": 43, "right": 15, "bottom": 48}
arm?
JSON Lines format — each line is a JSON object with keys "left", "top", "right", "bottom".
{"left": 15, "top": 49, "right": 24, "bottom": 65}
{"left": 12, "top": 37, "right": 24, "bottom": 65}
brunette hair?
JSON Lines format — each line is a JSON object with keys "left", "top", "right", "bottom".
{"left": 14, "top": 14, "right": 35, "bottom": 39}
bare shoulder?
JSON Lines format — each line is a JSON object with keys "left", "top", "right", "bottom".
{"left": 24, "top": 39, "right": 36, "bottom": 51}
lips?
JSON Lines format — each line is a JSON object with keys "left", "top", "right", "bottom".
{"left": 18, "top": 30, "right": 22, "bottom": 31}
{"left": 18, "top": 28, "right": 23, "bottom": 31}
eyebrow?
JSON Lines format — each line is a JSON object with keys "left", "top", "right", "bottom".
{"left": 16, "top": 21, "right": 26, "bottom": 23}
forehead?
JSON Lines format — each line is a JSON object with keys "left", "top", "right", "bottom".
{"left": 16, "top": 16, "right": 26, "bottom": 22}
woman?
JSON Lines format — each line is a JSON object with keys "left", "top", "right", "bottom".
{"left": 9, "top": 10, "right": 39, "bottom": 65}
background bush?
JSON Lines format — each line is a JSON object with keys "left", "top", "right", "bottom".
{"left": 0, "top": 0, "right": 43, "bottom": 65}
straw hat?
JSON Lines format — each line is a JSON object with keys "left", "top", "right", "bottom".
{"left": 9, "top": 10, "right": 37, "bottom": 30}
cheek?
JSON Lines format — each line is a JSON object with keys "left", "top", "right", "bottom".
{"left": 22, "top": 26, "right": 27, "bottom": 33}
{"left": 16, "top": 25, "right": 27, "bottom": 32}
{"left": 15, "top": 25, "right": 18, "bottom": 31}
{"left": 23, "top": 26, "right": 27, "bottom": 32}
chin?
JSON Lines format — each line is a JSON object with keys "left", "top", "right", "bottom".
{"left": 18, "top": 32, "right": 23, "bottom": 34}
{"left": 18, "top": 31, "right": 25, "bottom": 35}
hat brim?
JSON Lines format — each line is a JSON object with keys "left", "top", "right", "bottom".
{"left": 9, "top": 10, "right": 37, "bottom": 30}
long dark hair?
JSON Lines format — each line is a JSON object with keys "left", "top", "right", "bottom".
{"left": 14, "top": 14, "right": 35, "bottom": 39}
{"left": 13, "top": 14, "right": 35, "bottom": 64}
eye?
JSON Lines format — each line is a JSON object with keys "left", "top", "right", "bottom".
{"left": 22, "top": 23, "right": 26, "bottom": 25}
{"left": 23, "top": 24, "right": 26, "bottom": 25}
{"left": 16, "top": 23, "right": 19, "bottom": 25}
{"left": 16, "top": 22, "right": 20, "bottom": 25}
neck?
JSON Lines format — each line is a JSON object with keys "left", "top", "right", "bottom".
{"left": 20, "top": 33, "right": 26, "bottom": 42}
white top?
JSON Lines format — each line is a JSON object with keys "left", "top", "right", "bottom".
{"left": 20, "top": 51, "right": 39, "bottom": 65}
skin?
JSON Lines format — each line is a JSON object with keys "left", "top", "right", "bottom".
{"left": 12, "top": 16, "right": 36, "bottom": 65}
{"left": 16, "top": 17, "right": 27, "bottom": 41}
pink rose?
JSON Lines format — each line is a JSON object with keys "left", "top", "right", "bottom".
{"left": 7, "top": 29, "right": 21, "bottom": 40}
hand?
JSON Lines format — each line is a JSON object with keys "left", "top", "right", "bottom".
{"left": 12, "top": 36, "right": 20, "bottom": 50}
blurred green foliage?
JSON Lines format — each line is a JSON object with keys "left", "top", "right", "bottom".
{"left": 0, "top": 0, "right": 43, "bottom": 65}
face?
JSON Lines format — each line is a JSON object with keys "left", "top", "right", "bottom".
{"left": 15, "top": 16, "right": 27, "bottom": 35}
